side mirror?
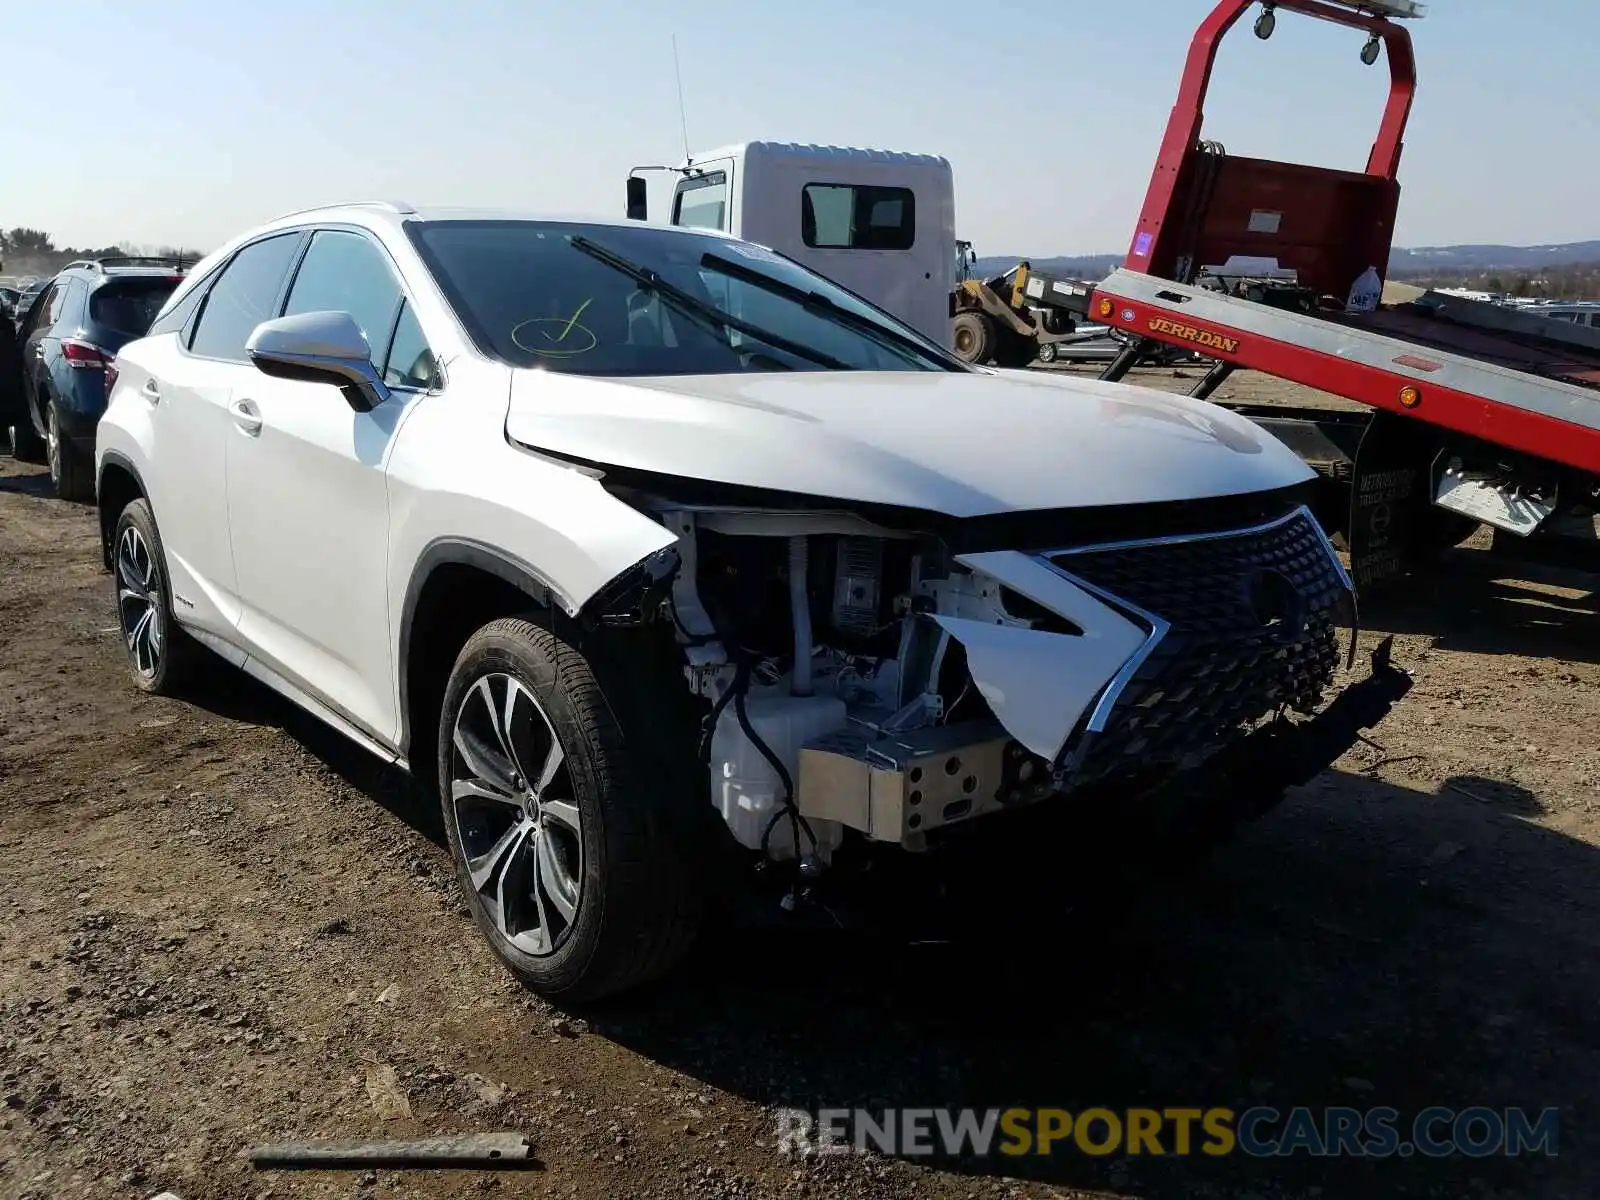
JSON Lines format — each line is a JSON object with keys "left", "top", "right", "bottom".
{"left": 625, "top": 175, "right": 648, "bottom": 221}
{"left": 245, "top": 310, "right": 390, "bottom": 413}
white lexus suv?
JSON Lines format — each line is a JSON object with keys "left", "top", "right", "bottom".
{"left": 95, "top": 201, "right": 1408, "bottom": 1000}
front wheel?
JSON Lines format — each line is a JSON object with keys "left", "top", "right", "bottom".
{"left": 437, "top": 617, "right": 705, "bottom": 1002}
{"left": 952, "top": 311, "right": 993, "bottom": 364}
{"left": 1036, "top": 342, "right": 1058, "bottom": 364}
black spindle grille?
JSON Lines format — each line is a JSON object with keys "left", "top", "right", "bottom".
{"left": 1050, "top": 508, "right": 1347, "bottom": 784}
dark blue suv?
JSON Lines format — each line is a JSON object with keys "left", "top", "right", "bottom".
{"left": 7, "top": 258, "right": 185, "bottom": 499}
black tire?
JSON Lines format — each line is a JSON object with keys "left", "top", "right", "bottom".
{"left": 1036, "top": 342, "right": 1058, "bottom": 364}
{"left": 110, "top": 498, "right": 202, "bottom": 695}
{"left": 46, "top": 401, "right": 93, "bottom": 502}
{"left": 952, "top": 311, "right": 993, "bottom": 364}
{"left": 8, "top": 418, "right": 45, "bottom": 463}
{"left": 436, "top": 616, "right": 706, "bottom": 1002}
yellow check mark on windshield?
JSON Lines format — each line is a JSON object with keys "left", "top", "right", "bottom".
{"left": 544, "top": 298, "right": 593, "bottom": 342}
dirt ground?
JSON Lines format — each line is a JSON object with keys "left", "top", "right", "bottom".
{"left": 2, "top": 369, "right": 1599, "bottom": 1200}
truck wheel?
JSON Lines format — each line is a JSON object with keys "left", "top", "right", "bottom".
{"left": 1036, "top": 342, "right": 1058, "bottom": 364}
{"left": 952, "top": 312, "right": 993, "bottom": 364}
{"left": 47, "top": 402, "right": 93, "bottom": 502}
{"left": 437, "top": 617, "right": 706, "bottom": 1002}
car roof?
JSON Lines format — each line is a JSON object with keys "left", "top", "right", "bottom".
{"left": 95, "top": 266, "right": 186, "bottom": 279}
{"left": 253, "top": 200, "right": 741, "bottom": 241}
{"left": 65, "top": 263, "right": 183, "bottom": 275}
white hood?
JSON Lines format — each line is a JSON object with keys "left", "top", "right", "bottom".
{"left": 504, "top": 367, "right": 1312, "bottom": 517}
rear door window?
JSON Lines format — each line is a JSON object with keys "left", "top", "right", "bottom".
{"left": 44, "top": 283, "right": 70, "bottom": 326}
{"left": 90, "top": 277, "right": 184, "bottom": 338}
{"left": 35, "top": 280, "right": 77, "bottom": 333}
{"left": 18, "top": 283, "right": 59, "bottom": 340}
{"left": 145, "top": 273, "right": 212, "bottom": 339}
{"left": 188, "top": 232, "right": 304, "bottom": 361}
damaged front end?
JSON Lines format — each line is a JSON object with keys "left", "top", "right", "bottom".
{"left": 574, "top": 475, "right": 1411, "bottom": 872}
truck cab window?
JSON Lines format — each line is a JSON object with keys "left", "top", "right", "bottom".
{"left": 672, "top": 172, "right": 728, "bottom": 231}
{"left": 801, "top": 184, "right": 915, "bottom": 250}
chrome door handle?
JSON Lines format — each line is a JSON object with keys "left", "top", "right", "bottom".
{"left": 232, "top": 398, "right": 263, "bottom": 436}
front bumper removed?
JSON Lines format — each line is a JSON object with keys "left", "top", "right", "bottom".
{"left": 1147, "top": 633, "right": 1413, "bottom": 834}
{"left": 777, "top": 637, "right": 1411, "bottom": 937}
{"left": 976, "top": 632, "right": 1413, "bottom": 846}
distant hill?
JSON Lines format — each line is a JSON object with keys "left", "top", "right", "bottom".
{"left": 972, "top": 242, "right": 1600, "bottom": 282}
{"left": 1389, "top": 242, "right": 1600, "bottom": 273}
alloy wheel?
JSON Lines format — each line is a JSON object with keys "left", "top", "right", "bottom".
{"left": 46, "top": 406, "right": 59, "bottom": 484}
{"left": 115, "top": 525, "right": 164, "bottom": 679}
{"left": 448, "top": 672, "right": 582, "bottom": 956}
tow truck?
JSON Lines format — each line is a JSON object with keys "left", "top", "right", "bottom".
{"left": 1080, "top": 0, "right": 1600, "bottom": 587}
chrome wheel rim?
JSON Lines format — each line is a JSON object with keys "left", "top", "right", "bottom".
{"left": 449, "top": 672, "right": 582, "bottom": 956}
{"left": 115, "top": 525, "right": 163, "bottom": 678}
{"left": 46, "top": 407, "right": 58, "bottom": 482}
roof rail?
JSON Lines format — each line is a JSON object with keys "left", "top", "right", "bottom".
{"left": 271, "top": 199, "right": 418, "bottom": 221}
{"left": 61, "top": 256, "right": 188, "bottom": 272}
{"left": 60, "top": 254, "right": 191, "bottom": 274}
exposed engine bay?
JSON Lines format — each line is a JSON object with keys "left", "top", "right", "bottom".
{"left": 602, "top": 491, "right": 1356, "bottom": 869}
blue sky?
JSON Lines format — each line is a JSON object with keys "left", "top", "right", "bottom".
{"left": 3, "top": 0, "right": 1592, "bottom": 256}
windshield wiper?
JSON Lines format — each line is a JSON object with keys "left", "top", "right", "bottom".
{"left": 566, "top": 235, "right": 851, "bottom": 371}
{"left": 699, "top": 251, "right": 965, "bottom": 371}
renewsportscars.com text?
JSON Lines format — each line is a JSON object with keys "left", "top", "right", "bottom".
{"left": 775, "top": 1106, "right": 1560, "bottom": 1159}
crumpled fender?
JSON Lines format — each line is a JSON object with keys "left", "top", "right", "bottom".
{"left": 933, "top": 551, "right": 1152, "bottom": 761}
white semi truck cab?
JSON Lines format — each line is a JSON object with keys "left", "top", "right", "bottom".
{"left": 624, "top": 141, "right": 956, "bottom": 347}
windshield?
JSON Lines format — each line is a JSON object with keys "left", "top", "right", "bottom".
{"left": 405, "top": 219, "right": 960, "bottom": 376}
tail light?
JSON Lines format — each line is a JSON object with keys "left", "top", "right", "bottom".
{"left": 104, "top": 358, "right": 121, "bottom": 396}
{"left": 61, "top": 338, "right": 112, "bottom": 369}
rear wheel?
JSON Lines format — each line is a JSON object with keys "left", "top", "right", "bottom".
{"left": 952, "top": 312, "right": 993, "bottom": 364}
{"left": 111, "top": 499, "right": 203, "bottom": 695}
{"left": 437, "top": 617, "right": 706, "bottom": 1002}
{"left": 1036, "top": 342, "right": 1058, "bottom": 364}
{"left": 47, "top": 402, "right": 93, "bottom": 502}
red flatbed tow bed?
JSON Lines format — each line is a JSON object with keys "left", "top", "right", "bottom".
{"left": 1095, "top": 267, "right": 1600, "bottom": 475}
{"left": 1084, "top": 0, "right": 1600, "bottom": 587}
